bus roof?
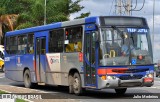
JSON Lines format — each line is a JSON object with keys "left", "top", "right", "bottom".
{"left": 5, "top": 16, "right": 147, "bottom": 37}
{"left": 5, "top": 16, "right": 98, "bottom": 37}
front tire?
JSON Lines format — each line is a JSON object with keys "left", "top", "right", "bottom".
{"left": 115, "top": 88, "right": 127, "bottom": 94}
{"left": 73, "top": 73, "right": 82, "bottom": 95}
{"left": 24, "top": 69, "right": 34, "bottom": 88}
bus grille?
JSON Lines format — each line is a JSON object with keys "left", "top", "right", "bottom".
{"left": 120, "top": 82, "right": 142, "bottom": 87}
{"left": 119, "top": 75, "right": 143, "bottom": 80}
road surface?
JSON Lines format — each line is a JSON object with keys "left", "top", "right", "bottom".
{"left": 0, "top": 72, "right": 160, "bottom": 102}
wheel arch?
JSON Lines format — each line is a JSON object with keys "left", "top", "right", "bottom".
{"left": 23, "top": 67, "right": 30, "bottom": 76}
{"left": 68, "top": 68, "right": 80, "bottom": 77}
{"left": 68, "top": 68, "right": 84, "bottom": 86}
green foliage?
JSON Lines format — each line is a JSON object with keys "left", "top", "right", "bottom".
{"left": 0, "top": 7, "right": 6, "bottom": 15}
{"left": 0, "top": 0, "right": 34, "bottom": 14}
{"left": 1, "top": 0, "right": 90, "bottom": 30}
{"left": 0, "top": 90, "right": 7, "bottom": 94}
{"left": 16, "top": 22, "right": 36, "bottom": 30}
{"left": 75, "top": 12, "right": 91, "bottom": 19}
{"left": 69, "top": 0, "right": 84, "bottom": 13}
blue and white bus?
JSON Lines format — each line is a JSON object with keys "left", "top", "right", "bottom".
{"left": 5, "top": 16, "right": 154, "bottom": 95}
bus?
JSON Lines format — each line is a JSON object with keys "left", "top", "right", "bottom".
{"left": 4, "top": 16, "right": 154, "bottom": 95}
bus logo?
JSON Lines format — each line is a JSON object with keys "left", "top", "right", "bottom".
{"left": 49, "top": 56, "right": 60, "bottom": 64}
{"left": 130, "top": 73, "right": 133, "bottom": 77}
{"left": 50, "top": 58, "right": 53, "bottom": 64}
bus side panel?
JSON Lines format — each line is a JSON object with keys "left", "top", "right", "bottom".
{"left": 5, "top": 54, "right": 35, "bottom": 82}
{"left": 46, "top": 53, "right": 61, "bottom": 85}
{"left": 60, "top": 53, "right": 83, "bottom": 86}
{"left": 21, "top": 54, "right": 36, "bottom": 83}
{"left": 45, "top": 53, "right": 83, "bottom": 86}
{"left": 5, "top": 55, "right": 23, "bottom": 81}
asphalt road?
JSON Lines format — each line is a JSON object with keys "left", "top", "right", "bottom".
{"left": 0, "top": 72, "right": 160, "bottom": 102}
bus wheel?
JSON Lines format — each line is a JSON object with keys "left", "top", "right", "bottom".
{"left": 73, "top": 73, "right": 82, "bottom": 95}
{"left": 68, "top": 75, "right": 74, "bottom": 94}
{"left": 115, "top": 88, "right": 127, "bottom": 94}
{"left": 24, "top": 70, "right": 33, "bottom": 88}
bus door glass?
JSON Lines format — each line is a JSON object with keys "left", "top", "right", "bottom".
{"left": 84, "top": 31, "right": 97, "bottom": 86}
{"left": 35, "top": 31, "right": 48, "bottom": 83}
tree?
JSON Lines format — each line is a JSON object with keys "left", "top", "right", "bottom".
{"left": 0, "top": 14, "right": 18, "bottom": 44}
{"left": 17, "top": 0, "right": 90, "bottom": 29}
{"left": 0, "top": 0, "right": 90, "bottom": 44}
{"left": 0, "top": 0, "right": 20, "bottom": 44}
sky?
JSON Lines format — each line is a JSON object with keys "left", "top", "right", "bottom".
{"left": 70, "top": 0, "right": 160, "bottom": 63}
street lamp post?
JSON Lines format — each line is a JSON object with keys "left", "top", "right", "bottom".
{"left": 152, "top": 0, "right": 155, "bottom": 60}
{"left": 44, "top": 0, "right": 46, "bottom": 25}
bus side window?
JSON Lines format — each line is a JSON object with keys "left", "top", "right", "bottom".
{"left": 18, "top": 35, "right": 27, "bottom": 54}
{"left": 65, "top": 26, "right": 82, "bottom": 52}
{"left": 10, "top": 36, "right": 18, "bottom": 54}
{"left": 27, "top": 34, "right": 34, "bottom": 54}
{"left": 5, "top": 37, "right": 10, "bottom": 54}
{"left": 49, "top": 29, "right": 64, "bottom": 53}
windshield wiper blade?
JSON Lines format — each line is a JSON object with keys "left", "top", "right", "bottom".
{"left": 111, "top": 26, "right": 124, "bottom": 38}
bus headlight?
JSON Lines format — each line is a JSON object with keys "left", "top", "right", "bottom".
{"left": 107, "top": 76, "right": 116, "bottom": 80}
{"left": 145, "top": 73, "right": 154, "bottom": 78}
{"left": 101, "top": 75, "right": 116, "bottom": 80}
{"left": 144, "top": 73, "right": 154, "bottom": 83}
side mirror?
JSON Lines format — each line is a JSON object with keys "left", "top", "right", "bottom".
{"left": 92, "top": 31, "right": 99, "bottom": 42}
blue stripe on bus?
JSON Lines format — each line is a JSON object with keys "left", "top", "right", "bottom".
{"left": 5, "top": 22, "right": 62, "bottom": 36}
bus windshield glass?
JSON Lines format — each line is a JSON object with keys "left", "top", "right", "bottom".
{"left": 99, "top": 27, "right": 152, "bottom": 66}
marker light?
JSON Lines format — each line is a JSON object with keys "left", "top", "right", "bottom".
{"left": 101, "top": 75, "right": 107, "bottom": 80}
{"left": 139, "top": 55, "right": 143, "bottom": 60}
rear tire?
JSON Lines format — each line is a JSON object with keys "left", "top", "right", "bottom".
{"left": 24, "top": 69, "right": 34, "bottom": 88}
{"left": 68, "top": 75, "right": 74, "bottom": 94}
{"left": 73, "top": 73, "right": 82, "bottom": 95}
{"left": 115, "top": 88, "right": 127, "bottom": 94}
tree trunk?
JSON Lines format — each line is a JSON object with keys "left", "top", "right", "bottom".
{"left": 0, "top": 23, "right": 2, "bottom": 45}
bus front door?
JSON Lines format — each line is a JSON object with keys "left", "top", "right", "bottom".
{"left": 84, "top": 32, "right": 97, "bottom": 87}
{"left": 35, "top": 37, "right": 46, "bottom": 83}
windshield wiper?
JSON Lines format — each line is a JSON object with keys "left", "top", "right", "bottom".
{"left": 111, "top": 26, "right": 124, "bottom": 39}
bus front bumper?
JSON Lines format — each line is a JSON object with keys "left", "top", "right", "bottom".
{"left": 97, "top": 76, "right": 154, "bottom": 89}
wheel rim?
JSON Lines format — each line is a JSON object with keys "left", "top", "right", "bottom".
{"left": 73, "top": 77, "right": 79, "bottom": 91}
{"left": 25, "top": 73, "right": 30, "bottom": 86}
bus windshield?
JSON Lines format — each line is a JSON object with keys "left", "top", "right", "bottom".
{"left": 99, "top": 27, "right": 153, "bottom": 66}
